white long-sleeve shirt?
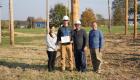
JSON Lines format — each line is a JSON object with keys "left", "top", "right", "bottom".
{"left": 46, "top": 33, "right": 57, "bottom": 51}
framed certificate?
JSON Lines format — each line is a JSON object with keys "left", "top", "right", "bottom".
{"left": 61, "top": 36, "right": 70, "bottom": 43}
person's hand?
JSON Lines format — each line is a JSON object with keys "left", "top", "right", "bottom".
{"left": 99, "top": 48, "right": 102, "bottom": 52}
{"left": 83, "top": 47, "right": 87, "bottom": 52}
{"left": 70, "top": 41, "right": 73, "bottom": 44}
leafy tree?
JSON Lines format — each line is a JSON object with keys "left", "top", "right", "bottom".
{"left": 112, "top": 0, "right": 140, "bottom": 25}
{"left": 27, "top": 17, "right": 34, "bottom": 28}
{"left": 49, "top": 3, "right": 69, "bottom": 27}
{"left": 96, "top": 14, "right": 105, "bottom": 26}
{"left": 128, "top": 0, "right": 140, "bottom": 14}
{"left": 112, "top": 5, "right": 125, "bottom": 26}
{"left": 138, "top": 5, "right": 140, "bottom": 12}
{"left": 81, "top": 8, "right": 96, "bottom": 27}
{"left": 1, "top": 20, "right": 9, "bottom": 29}
{"left": 112, "top": 0, "right": 125, "bottom": 25}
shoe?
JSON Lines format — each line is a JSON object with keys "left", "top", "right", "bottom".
{"left": 81, "top": 69, "right": 86, "bottom": 72}
{"left": 61, "top": 68, "right": 65, "bottom": 72}
{"left": 96, "top": 70, "right": 103, "bottom": 74}
{"left": 48, "top": 69, "right": 52, "bottom": 72}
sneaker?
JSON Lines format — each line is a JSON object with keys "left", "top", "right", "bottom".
{"left": 61, "top": 68, "right": 65, "bottom": 72}
{"left": 81, "top": 69, "right": 86, "bottom": 72}
{"left": 48, "top": 69, "right": 53, "bottom": 72}
{"left": 96, "top": 70, "right": 103, "bottom": 74}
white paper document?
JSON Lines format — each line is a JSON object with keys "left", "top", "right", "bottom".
{"left": 61, "top": 36, "right": 70, "bottom": 43}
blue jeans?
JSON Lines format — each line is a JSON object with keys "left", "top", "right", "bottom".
{"left": 74, "top": 49, "right": 87, "bottom": 72}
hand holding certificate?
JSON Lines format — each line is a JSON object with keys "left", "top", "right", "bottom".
{"left": 61, "top": 36, "right": 70, "bottom": 43}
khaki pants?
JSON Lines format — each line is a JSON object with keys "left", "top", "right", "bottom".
{"left": 61, "top": 44, "right": 73, "bottom": 70}
{"left": 90, "top": 48, "right": 103, "bottom": 71}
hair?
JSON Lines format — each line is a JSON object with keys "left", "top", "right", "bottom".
{"left": 92, "top": 21, "right": 97, "bottom": 24}
{"left": 49, "top": 25, "right": 55, "bottom": 38}
{"left": 49, "top": 26, "right": 54, "bottom": 30}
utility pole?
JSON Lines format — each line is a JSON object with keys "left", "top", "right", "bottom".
{"left": 134, "top": 0, "right": 138, "bottom": 39}
{"left": 46, "top": 0, "right": 49, "bottom": 34}
{"left": 125, "top": 0, "right": 128, "bottom": 35}
{"left": 66, "top": 0, "right": 70, "bottom": 16}
{"left": 71, "top": 0, "right": 79, "bottom": 29}
{"left": 0, "top": 5, "right": 2, "bottom": 45}
{"left": 68, "top": 0, "right": 70, "bottom": 17}
{"left": 108, "top": 0, "right": 111, "bottom": 33}
{"left": 9, "top": 0, "right": 14, "bottom": 46}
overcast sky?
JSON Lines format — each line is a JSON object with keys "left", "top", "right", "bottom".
{"left": 0, "top": 0, "right": 113, "bottom": 20}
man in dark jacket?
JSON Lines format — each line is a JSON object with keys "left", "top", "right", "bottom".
{"left": 72, "top": 20, "right": 87, "bottom": 72}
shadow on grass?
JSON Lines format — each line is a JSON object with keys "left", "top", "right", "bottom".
{"left": 104, "top": 53, "right": 140, "bottom": 62}
{"left": 124, "top": 58, "right": 140, "bottom": 61}
{"left": 125, "top": 54, "right": 140, "bottom": 56}
{"left": 0, "top": 60, "right": 90, "bottom": 72}
{"left": 0, "top": 60, "right": 60, "bottom": 71}
{"left": 0, "top": 60, "right": 48, "bottom": 71}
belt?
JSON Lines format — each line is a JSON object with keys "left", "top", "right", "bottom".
{"left": 61, "top": 43, "right": 71, "bottom": 45}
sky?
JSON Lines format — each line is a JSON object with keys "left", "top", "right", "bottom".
{"left": 0, "top": 0, "right": 113, "bottom": 20}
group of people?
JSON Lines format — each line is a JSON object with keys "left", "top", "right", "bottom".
{"left": 46, "top": 15, "right": 104, "bottom": 73}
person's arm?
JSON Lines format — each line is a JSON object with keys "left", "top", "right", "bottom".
{"left": 70, "top": 29, "right": 74, "bottom": 43}
{"left": 46, "top": 34, "right": 56, "bottom": 50}
{"left": 56, "top": 28, "right": 61, "bottom": 44}
{"left": 99, "top": 31, "right": 104, "bottom": 52}
{"left": 82, "top": 30, "right": 87, "bottom": 51}
{"left": 88, "top": 31, "right": 91, "bottom": 49}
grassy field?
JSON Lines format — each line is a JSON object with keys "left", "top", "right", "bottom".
{"left": 0, "top": 26, "right": 140, "bottom": 80}
{"left": 84, "top": 25, "right": 140, "bottom": 34}
{"left": 1, "top": 25, "right": 140, "bottom": 47}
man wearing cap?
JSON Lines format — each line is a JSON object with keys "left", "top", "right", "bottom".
{"left": 57, "top": 16, "right": 73, "bottom": 71}
{"left": 72, "top": 20, "right": 87, "bottom": 72}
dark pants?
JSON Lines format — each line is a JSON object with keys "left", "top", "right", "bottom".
{"left": 74, "top": 49, "right": 87, "bottom": 72}
{"left": 47, "top": 51, "right": 57, "bottom": 71}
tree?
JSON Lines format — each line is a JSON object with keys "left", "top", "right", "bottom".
{"left": 129, "top": 3, "right": 140, "bottom": 14}
{"left": 1, "top": 20, "right": 9, "bottom": 29}
{"left": 112, "top": 0, "right": 125, "bottom": 25}
{"left": 14, "top": 21, "right": 20, "bottom": 28}
{"left": 112, "top": 0, "right": 140, "bottom": 26}
{"left": 112, "top": 5, "right": 125, "bottom": 25}
{"left": 81, "top": 8, "right": 96, "bottom": 27}
{"left": 96, "top": 14, "right": 105, "bottom": 26}
{"left": 27, "top": 17, "right": 34, "bottom": 28}
{"left": 138, "top": 5, "right": 140, "bottom": 12}
{"left": 49, "top": 3, "right": 69, "bottom": 27}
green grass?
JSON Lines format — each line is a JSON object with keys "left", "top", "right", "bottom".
{"left": 1, "top": 25, "right": 140, "bottom": 47}
{"left": 83, "top": 25, "right": 140, "bottom": 34}
{"left": 15, "top": 28, "right": 46, "bottom": 34}
{"left": 1, "top": 36, "right": 45, "bottom": 48}
{"left": 1, "top": 28, "right": 46, "bottom": 47}
{"left": 15, "top": 36, "right": 44, "bottom": 44}
{"left": 1, "top": 37, "right": 10, "bottom": 47}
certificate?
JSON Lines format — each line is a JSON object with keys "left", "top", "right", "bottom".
{"left": 61, "top": 36, "right": 70, "bottom": 43}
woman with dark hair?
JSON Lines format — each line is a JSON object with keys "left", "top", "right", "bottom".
{"left": 46, "top": 26, "right": 57, "bottom": 72}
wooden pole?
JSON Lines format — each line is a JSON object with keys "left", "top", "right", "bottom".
{"left": 108, "top": 0, "right": 111, "bottom": 33}
{"left": 125, "top": 0, "right": 128, "bottom": 35}
{"left": 71, "top": 0, "right": 79, "bottom": 29}
{"left": 46, "top": 0, "right": 49, "bottom": 34}
{"left": 0, "top": 6, "right": 2, "bottom": 45}
{"left": 9, "top": 0, "right": 14, "bottom": 46}
{"left": 134, "top": 0, "right": 138, "bottom": 39}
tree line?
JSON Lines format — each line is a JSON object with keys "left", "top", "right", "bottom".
{"left": 112, "top": 0, "right": 140, "bottom": 26}
{"left": 4, "top": 1, "right": 139, "bottom": 29}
